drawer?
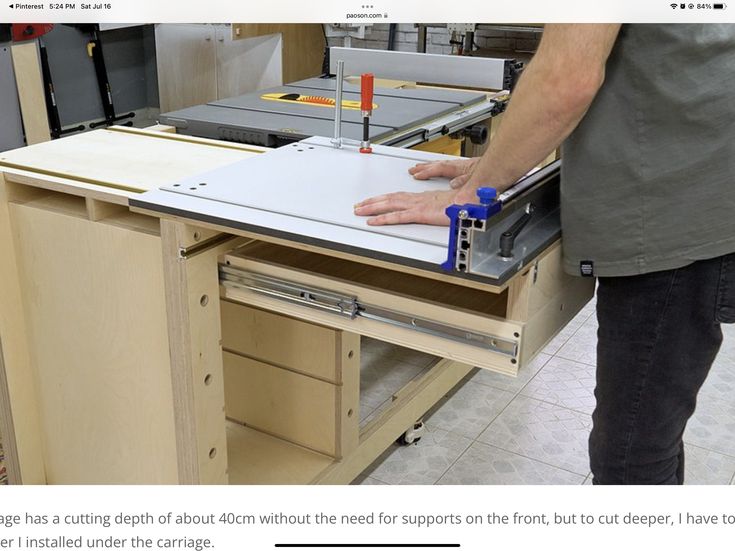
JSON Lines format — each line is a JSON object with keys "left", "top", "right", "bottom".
{"left": 220, "top": 240, "right": 594, "bottom": 376}
{"left": 223, "top": 351, "right": 340, "bottom": 457}
{"left": 221, "top": 300, "right": 348, "bottom": 383}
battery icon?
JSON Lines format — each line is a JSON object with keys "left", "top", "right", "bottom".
{"left": 714, "top": 3, "right": 725, "bottom": 8}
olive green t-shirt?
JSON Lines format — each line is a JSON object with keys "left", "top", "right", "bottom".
{"left": 561, "top": 24, "right": 735, "bottom": 277}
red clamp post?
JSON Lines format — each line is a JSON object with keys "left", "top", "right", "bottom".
{"left": 360, "top": 72, "right": 374, "bottom": 154}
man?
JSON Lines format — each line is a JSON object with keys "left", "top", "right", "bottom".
{"left": 354, "top": 24, "right": 735, "bottom": 484}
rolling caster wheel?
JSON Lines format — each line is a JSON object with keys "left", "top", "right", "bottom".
{"left": 397, "top": 421, "right": 426, "bottom": 446}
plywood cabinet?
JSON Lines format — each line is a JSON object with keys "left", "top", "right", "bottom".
{"left": 0, "top": 127, "right": 593, "bottom": 485}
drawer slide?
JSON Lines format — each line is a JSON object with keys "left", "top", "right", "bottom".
{"left": 220, "top": 265, "right": 518, "bottom": 358}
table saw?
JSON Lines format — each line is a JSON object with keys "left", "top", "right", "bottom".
{"left": 0, "top": 126, "right": 593, "bottom": 485}
{"left": 159, "top": 77, "right": 503, "bottom": 149}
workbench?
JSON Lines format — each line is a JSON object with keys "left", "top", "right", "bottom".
{"left": 0, "top": 126, "right": 593, "bottom": 485}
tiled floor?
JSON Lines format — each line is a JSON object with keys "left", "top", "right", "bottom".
{"left": 356, "top": 297, "right": 735, "bottom": 485}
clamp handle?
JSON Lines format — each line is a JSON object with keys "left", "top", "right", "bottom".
{"left": 361, "top": 73, "right": 374, "bottom": 114}
{"left": 499, "top": 205, "right": 534, "bottom": 259}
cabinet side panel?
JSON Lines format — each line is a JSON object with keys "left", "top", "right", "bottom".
{"left": 0, "top": 177, "right": 46, "bottom": 484}
{"left": 10, "top": 204, "right": 178, "bottom": 483}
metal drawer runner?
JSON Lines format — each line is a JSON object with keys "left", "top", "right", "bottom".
{"left": 220, "top": 266, "right": 518, "bottom": 358}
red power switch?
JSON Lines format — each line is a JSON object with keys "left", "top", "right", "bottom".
{"left": 360, "top": 73, "right": 374, "bottom": 115}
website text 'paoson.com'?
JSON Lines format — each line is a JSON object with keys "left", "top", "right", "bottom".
{"left": 346, "top": 12, "right": 387, "bottom": 19}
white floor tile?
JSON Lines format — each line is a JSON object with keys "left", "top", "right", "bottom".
{"left": 361, "top": 427, "right": 473, "bottom": 485}
{"left": 579, "top": 294, "right": 597, "bottom": 317}
{"left": 699, "top": 355, "right": 735, "bottom": 403}
{"left": 541, "top": 313, "right": 588, "bottom": 356}
{"left": 389, "top": 346, "right": 438, "bottom": 369}
{"left": 555, "top": 316, "right": 598, "bottom": 366}
{"left": 424, "top": 381, "right": 516, "bottom": 439}
{"left": 471, "top": 353, "right": 550, "bottom": 394}
{"left": 521, "top": 356, "right": 597, "bottom": 415}
{"left": 359, "top": 402, "right": 376, "bottom": 424}
{"left": 683, "top": 444, "right": 735, "bottom": 485}
{"left": 717, "top": 324, "right": 735, "bottom": 362}
{"left": 437, "top": 442, "right": 585, "bottom": 485}
{"left": 360, "top": 339, "right": 429, "bottom": 410}
{"left": 360, "top": 397, "right": 394, "bottom": 427}
{"left": 478, "top": 395, "right": 591, "bottom": 476}
{"left": 684, "top": 394, "right": 735, "bottom": 457}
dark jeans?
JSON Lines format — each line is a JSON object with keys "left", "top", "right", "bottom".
{"left": 590, "top": 252, "right": 735, "bottom": 484}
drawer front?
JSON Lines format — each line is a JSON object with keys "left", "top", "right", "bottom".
{"left": 223, "top": 351, "right": 339, "bottom": 456}
{"left": 221, "top": 300, "right": 342, "bottom": 383}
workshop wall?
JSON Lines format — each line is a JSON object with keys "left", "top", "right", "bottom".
{"left": 326, "top": 24, "right": 542, "bottom": 56}
{"left": 0, "top": 42, "right": 24, "bottom": 152}
{"left": 41, "top": 24, "right": 159, "bottom": 129}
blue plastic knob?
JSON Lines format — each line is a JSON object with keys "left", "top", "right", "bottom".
{"left": 476, "top": 187, "right": 497, "bottom": 205}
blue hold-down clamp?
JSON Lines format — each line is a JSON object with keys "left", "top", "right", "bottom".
{"left": 441, "top": 186, "right": 502, "bottom": 272}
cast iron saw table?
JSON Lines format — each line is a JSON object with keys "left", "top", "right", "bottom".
{"left": 159, "top": 77, "right": 501, "bottom": 148}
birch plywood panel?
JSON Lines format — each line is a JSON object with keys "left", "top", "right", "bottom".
{"left": 10, "top": 42, "right": 50, "bottom": 145}
{"left": 158, "top": 221, "right": 231, "bottom": 485}
{"left": 0, "top": 175, "right": 45, "bottom": 484}
{"left": 223, "top": 352, "right": 338, "bottom": 456}
{"left": 0, "top": 128, "right": 264, "bottom": 194}
{"left": 226, "top": 422, "right": 332, "bottom": 485}
{"left": 10, "top": 203, "right": 178, "bottom": 483}
{"left": 232, "top": 24, "right": 325, "bottom": 84}
{"left": 220, "top": 300, "right": 340, "bottom": 383}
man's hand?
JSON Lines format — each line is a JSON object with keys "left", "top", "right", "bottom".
{"left": 354, "top": 24, "right": 621, "bottom": 229}
{"left": 408, "top": 158, "right": 479, "bottom": 189}
{"left": 353, "top": 158, "right": 481, "bottom": 226}
{"left": 354, "top": 189, "right": 459, "bottom": 226}
{"left": 355, "top": 25, "right": 621, "bottom": 229}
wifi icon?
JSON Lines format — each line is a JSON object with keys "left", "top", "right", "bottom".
{"left": 670, "top": 2, "right": 677, "bottom": 6}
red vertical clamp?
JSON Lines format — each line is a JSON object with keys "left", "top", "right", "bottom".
{"left": 360, "top": 72, "right": 374, "bottom": 154}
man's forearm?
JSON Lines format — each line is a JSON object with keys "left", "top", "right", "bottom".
{"left": 456, "top": 24, "right": 622, "bottom": 202}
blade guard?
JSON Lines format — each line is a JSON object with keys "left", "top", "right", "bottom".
{"left": 442, "top": 187, "right": 501, "bottom": 272}
{"left": 12, "top": 24, "right": 54, "bottom": 43}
